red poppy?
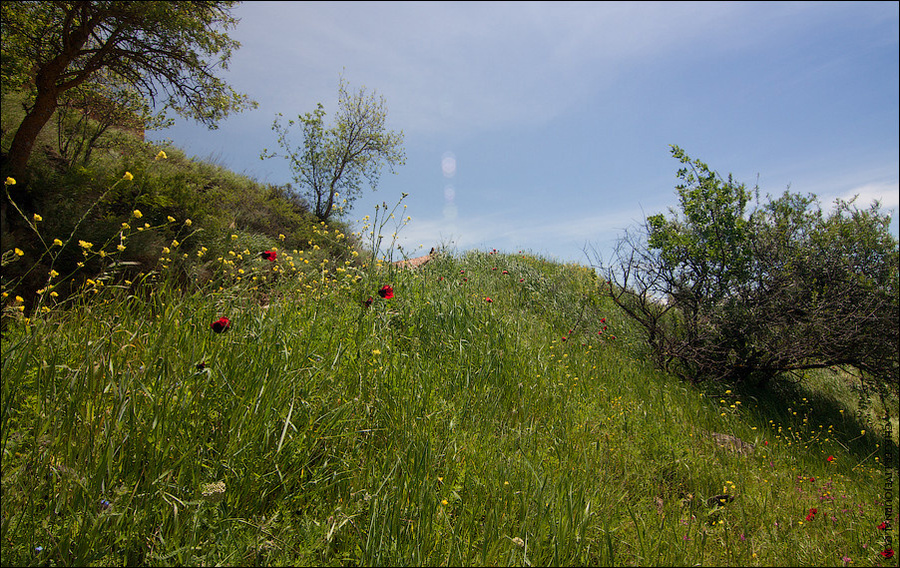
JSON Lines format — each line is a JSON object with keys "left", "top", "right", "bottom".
{"left": 561, "top": 336, "right": 567, "bottom": 342}
{"left": 880, "top": 549, "right": 894, "bottom": 559}
{"left": 260, "top": 250, "right": 277, "bottom": 261}
{"left": 519, "top": 278, "right": 524, "bottom": 283}
{"left": 827, "top": 455, "right": 834, "bottom": 462}
{"left": 211, "top": 317, "right": 231, "bottom": 333}
{"left": 485, "top": 297, "right": 493, "bottom": 303}
{"left": 805, "top": 508, "right": 817, "bottom": 521}
{"left": 600, "top": 317, "right": 606, "bottom": 324}
{"left": 502, "top": 270, "right": 509, "bottom": 275}
{"left": 877, "top": 521, "right": 889, "bottom": 530}
{"left": 363, "top": 297, "right": 374, "bottom": 308}
{"left": 378, "top": 285, "right": 394, "bottom": 299}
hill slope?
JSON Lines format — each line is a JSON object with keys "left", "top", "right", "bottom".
{"left": 2, "top": 242, "right": 897, "bottom": 566}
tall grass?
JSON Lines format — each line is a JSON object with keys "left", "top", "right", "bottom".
{"left": 2, "top": 207, "right": 898, "bottom": 566}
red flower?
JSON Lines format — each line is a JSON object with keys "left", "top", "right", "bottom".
{"left": 805, "top": 508, "right": 817, "bottom": 521}
{"left": 260, "top": 250, "right": 277, "bottom": 261}
{"left": 378, "top": 285, "right": 394, "bottom": 299}
{"left": 519, "top": 278, "right": 524, "bottom": 283}
{"left": 502, "top": 270, "right": 509, "bottom": 275}
{"left": 600, "top": 317, "right": 606, "bottom": 324}
{"left": 363, "top": 297, "right": 374, "bottom": 308}
{"left": 561, "top": 336, "right": 567, "bottom": 342}
{"left": 878, "top": 521, "right": 889, "bottom": 530}
{"left": 827, "top": 455, "right": 834, "bottom": 462}
{"left": 485, "top": 297, "right": 493, "bottom": 303}
{"left": 211, "top": 317, "right": 231, "bottom": 333}
{"left": 880, "top": 549, "right": 894, "bottom": 559}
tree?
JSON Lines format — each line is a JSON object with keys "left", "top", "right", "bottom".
{"left": 1, "top": 0, "right": 256, "bottom": 178}
{"left": 595, "top": 146, "right": 898, "bottom": 398}
{"left": 261, "top": 79, "right": 406, "bottom": 222}
{"left": 55, "top": 70, "right": 174, "bottom": 165}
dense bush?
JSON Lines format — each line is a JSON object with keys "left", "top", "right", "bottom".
{"left": 598, "top": 146, "right": 899, "bottom": 398}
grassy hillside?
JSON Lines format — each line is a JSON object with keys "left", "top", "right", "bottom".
{"left": 2, "top": 91, "right": 897, "bottom": 566}
{"left": 2, "top": 237, "right": 897, "bottom": 566}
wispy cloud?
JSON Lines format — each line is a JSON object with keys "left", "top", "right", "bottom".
{"left": 228, "top": 1, "right": 852, "bottom": 137}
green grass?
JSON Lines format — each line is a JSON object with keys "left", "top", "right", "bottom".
{"left": 2, "top": 243, "right": 898, "bottom": 566}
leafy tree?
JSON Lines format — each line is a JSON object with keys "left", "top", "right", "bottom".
{"left": 1, "top": 0, "right": 256, "bottom": 178}
{"left": 261, "top": 78, "right": 406, "bottom": 221}
{"left": 596, "top": 146, "right": 898, "bottom": 398}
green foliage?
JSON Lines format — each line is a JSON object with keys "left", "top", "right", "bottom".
{"left": 602, "top": 146, "right": 899, "bottom": 396}
{"left": 1, "top": 0, "right": 256, "bottom": 176}
{"left": 0, "top": 115, "right": 359, "bottom": 309}
{"left": 261, "top": 78, "right": 406, "bottom": 221}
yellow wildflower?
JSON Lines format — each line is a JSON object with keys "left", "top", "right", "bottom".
{"left": 123, "top": 171, "right": 134, "bottom": 181}
{"left": 78, "top": 240, "right": 93, "bottom": 249}
{"left": 5, "top": 177, "right": 15, "bottom": 186}
{"left": 49, "top": 270, "right": 59, "bottom": 279}
{"left": 167, "top": 216, "right": 175, "bottom": 223}
{"left": 14, "top": 248, "right": 24, "bottom": 256}
{"left": 117, "top": 244, "right": 126, "bottom": 251}
{"left": 155, "top": 150, "right": 168, "bottom": 160}
{"left": 133, "top": 209, "right": 143, "bottom": 219}
{"left": 53, "top": 238, "right": 63, "bottom": 246}
{"left": 184, "top": 218, "right": 192, "bottom": 226}
{"left": 33, "top": 214, "right": 43, "bottom": 222}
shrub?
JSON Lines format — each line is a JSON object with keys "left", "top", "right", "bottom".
{"left": 597, "top": 146, "right": 899, "bottom": 399}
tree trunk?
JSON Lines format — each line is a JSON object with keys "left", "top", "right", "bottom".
{"left": 7, "top": 89, "right": 60, "bottom": 179}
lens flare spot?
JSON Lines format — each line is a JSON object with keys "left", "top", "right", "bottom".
{"left": 442, "top": 152, "right": 456, "bottom": 178}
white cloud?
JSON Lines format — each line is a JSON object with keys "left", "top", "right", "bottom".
{"left": 833, "top": 181, "right": 900, "bottom": 210}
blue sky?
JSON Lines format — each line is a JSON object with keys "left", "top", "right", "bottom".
{"left": 147, "top": 1, "right": 899, "bottom": 265}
